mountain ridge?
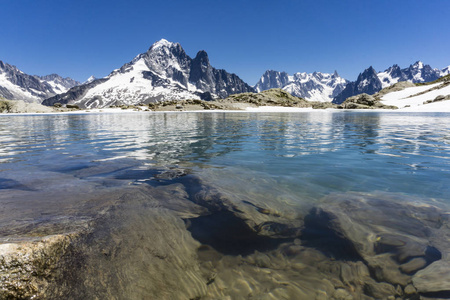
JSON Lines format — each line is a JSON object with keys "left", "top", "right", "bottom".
{"left": 0, "top": 61, "right": 80, "bottom": 102}
{"left": 254, "top": 70, "right": 348, "bottom": 102}
{"left": 333, "top": 61, "right": 447, "bottom": 104}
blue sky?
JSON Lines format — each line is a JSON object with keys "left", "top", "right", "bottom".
{"left": 1, "top": 0, "right": 449, "bottom": 85}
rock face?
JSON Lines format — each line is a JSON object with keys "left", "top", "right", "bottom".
{"left": 255, "top": 70, "right": 348, "bottom": 102}
{"left": 42, "top": 39, "right": 255, "bottom": 108}
{"left": 0, "top": 61, "right": 80, "bottom": 102}
{"left": 333, "top": 67, "right": 382, "bottom": 104}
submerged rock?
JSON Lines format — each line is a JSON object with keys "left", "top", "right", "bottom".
{"left": 0, "top": 233, "right": 80, "bottom": 299}
{"left": 412, "top": 260, "right": 450, "bottom": 293}
{"left": 302, "top": 191, "right": 449, "bottom": 296}
{"left": 1, "top": 171, "right": 449, "bottom": 299}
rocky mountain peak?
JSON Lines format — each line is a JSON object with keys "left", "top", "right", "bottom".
{"left": 193, "top": 50, "right": 210, "bottom": 65}
{"left": 332, "top": 66, "right": 382, "bottom": 104}
{"left": 148, "top": 39, "right": 178, "bottom": 51}
{"left": 412, "top": 61, "right": 424, "bottom": 69}
{"left": 361, "top": 66, "right": 377, "bottom": 77}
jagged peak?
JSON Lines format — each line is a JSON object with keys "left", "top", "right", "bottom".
{"left": 194, "top": 50, "right": 209, "bottom": 60}
{"left": 148, "top": 39, "right": 180, "bottom": 52}
{"left": 262, "top": 70, "right": 286, "bottom": 76}
{"left": 361, "top": 66, "right": 377, "bottom": 76}
{"left": 412, "top": 61, "right": 424, "bottom": 68}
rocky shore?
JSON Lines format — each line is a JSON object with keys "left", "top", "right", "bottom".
{"left": 1, "top": 166, "right": 449, "bottom": 299}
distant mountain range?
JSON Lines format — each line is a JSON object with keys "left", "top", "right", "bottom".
{"left": 0, "top": 61, "right": 80, "bottom": 102}
{"left": 255, "top": 61, "right": 449, "bottom": 104}
{"left": 255, "top": 70, "right": 348, "bottom": 102}
{"left": 332, "top": 62, "right": 449, "bottom": 104}
{"left": 43, "top": 39, "right": 254, "bottom": 108}
{"left": 1, "top": 39, "right": 449, "bottom": 108}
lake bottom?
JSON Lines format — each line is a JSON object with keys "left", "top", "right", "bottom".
{"left": 1, "top": 164, "right": 449, "bottom": 300}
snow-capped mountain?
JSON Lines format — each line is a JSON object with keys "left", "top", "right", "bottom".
{"left": 377, "top": 61, "right": 443, "bottom": 88}
{"left": 38, "top": 74, "right": 80, "bottom": 94}
{"left": 333, "top": 62, "right": 448, "bottom": 104}
{"left": 0, "top": 60, "right": 80, "bottom": 102}
{"left": 255, "top": 70, "right": 348, "bottom": 102}
{"left": 43, "top": 39, "right": 254, "bottom": 108}
{"left": 333, "top": 67, "right": 381, "bottom": 104}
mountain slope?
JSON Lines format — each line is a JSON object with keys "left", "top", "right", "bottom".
{"left": 379, "top": 76, "right": 450, "bottom": 110}
{"left": 0, "top": 61, "right": 80, "bottom": 102}
{"left": 255, "top": 70, "right": 348, "bottom": 102}
{"left": 43, "top": 39, "right": 254, "bottom": 108}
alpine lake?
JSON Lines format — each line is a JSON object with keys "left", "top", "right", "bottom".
{"left": 0, "top": 111, "right": 449, "bottom": 299}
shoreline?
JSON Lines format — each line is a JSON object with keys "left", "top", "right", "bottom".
{"left": 3, "top": 105, "right": 450, "bottom": 116}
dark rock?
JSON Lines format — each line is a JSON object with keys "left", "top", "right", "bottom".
{"left": 363, "top": 280, "right": 398, "bottom": 299}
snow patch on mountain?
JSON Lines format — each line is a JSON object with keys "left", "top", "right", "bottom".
{"left": 380, "top": 82, "right": 450, "bottom": 109}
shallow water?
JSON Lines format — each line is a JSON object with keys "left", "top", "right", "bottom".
{"left": 1, "top": 111, "right": 450, "bottom": 298}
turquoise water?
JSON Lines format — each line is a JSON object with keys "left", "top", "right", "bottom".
{"left": 1, "top": 111, "right": 450, "bottom": 298}
{"left": 1, "top": 111, "right": 449, "bottom": 203}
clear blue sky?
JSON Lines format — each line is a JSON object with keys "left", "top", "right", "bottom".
{"left": 1, "top": 0, "right": 449, "bottom": 85}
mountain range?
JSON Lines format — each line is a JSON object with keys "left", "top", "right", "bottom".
{"left": 43, "top": 39, "right": 254, "bottom": 108}
{"left": 254, "top": 61, "right": 449, "bottom": 104}
{"left": 1, "top": 39, "right": 449, "bottom": 108}
{"left": 0, "top": 61, "right": 80, "bottom": 102}
{"left": 332, "top": 62, "right": 449, "bottom": 104}
{"left": 255, "top": 70, "right": 348, "bottom": 102}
